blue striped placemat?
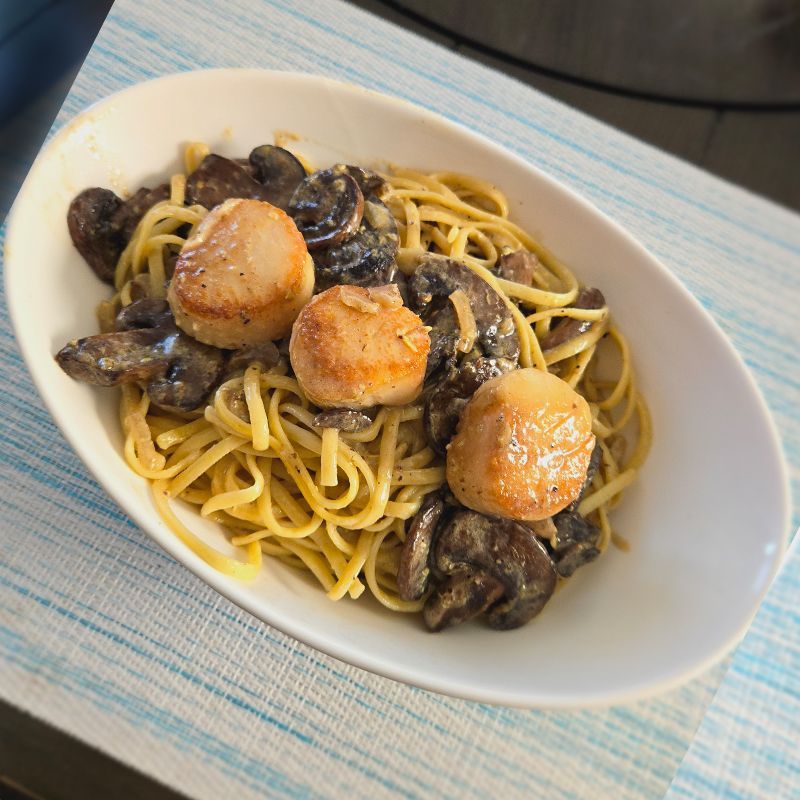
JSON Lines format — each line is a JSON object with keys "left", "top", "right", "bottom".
{"left": 666, "top": 532, "right": 800, "bottom": 799}
{"left": 1, "top": 0, "right": 797, "bottom": 797}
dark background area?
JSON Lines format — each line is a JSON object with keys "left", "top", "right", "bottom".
{"left": 1, "top": 0, "right": 798, "bottom": 220}
{"left": 0, "top": 1, "right": 798, "bottom": 798}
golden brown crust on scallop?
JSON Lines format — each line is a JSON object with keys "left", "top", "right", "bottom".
{"left": 168, "top": 198, "right": 313, "bottom": 348}
{"left": 446, "top": 368, "right": 595, "bottom": 521}
{"left": 290, "top": 285, "right": 429, "bottom": 408}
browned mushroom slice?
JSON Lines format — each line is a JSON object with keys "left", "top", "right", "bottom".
{"left": 424, "top": 509, "right": 557, "bottom": 631}
{"left": 67, "top": 188, "right": 125, "bottom": 283}
{"left": 248, "top": 145, "right": 307, "bottom": 211}
{"left": 115, "top": 298, "right": 174, "bottom": 331}
{"left": 424, "top": 354, "right": 506, "bottom": 454}
{"left": 397, "top": 492, "right": 447, "bottom": 601}
{"left": 409, "top": 256, "right": 520, "bottom": 451}
{"left": 312, "top": 198, "right": 399, "bottom": 291}
{"left": 419, "top": 302, "right": 459, "bottom": 380}
{"left": 185, "top": 154, "right": 271, "bottom": 210}
{"left": 56, "top": 300, "right": 228, "bottom": 412}
{"left": 540, "top": 287, "right": 606, "bottom": 351}
{"left": 234, "top": 157, "right": 259, "bottom": 177}
{"left": 146, "top": 329, "right": 227, "bottom": 412}
{"left": 55, "top": 328, "right": 169, "bottom": 386}
{"left": 111, "top": 184, "right": 170, "bottom": 241}
{"left": 226, "top": 341, "right": 281, "bottom": 375}
{"left": 68, "top": 184, "right": 175, "bottom": 283}
{"left": 311, "top": 409, "right": 374, "bottom": 432}
{"left": 332, "top": 164, "right": 390, "bottom": 200}
{"left": 288, "top": 169, "right": 364, "bottom": 250}
{"left": 496, "top": 249, "right": 539, "bottom": 285}
{"left": 423, "top": 570, "right": 505, "bottom": 632}
{"left": 551, "top": 510, "right": 601, "bottom": 577}
{"left": 409, "top": 254, "right": 520, "bottom": 368}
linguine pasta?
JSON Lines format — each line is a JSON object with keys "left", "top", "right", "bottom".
{"left": 105, "top": 149, "right": 651, "bottom": 611}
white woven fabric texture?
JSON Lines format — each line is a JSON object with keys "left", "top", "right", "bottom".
{"left": 1, "top": 1, "right": 798, "bottom": 798}
{"left": 666, "top": 535, "right": 800, "bottom": 799}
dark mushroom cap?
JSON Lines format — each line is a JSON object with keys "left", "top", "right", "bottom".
{"left": 114, "top": 298, "right": 174, "bottom": 331}
{"left": 311, "top": 198, "right": 399, "bottom": 291}
{"left": 311, "top": 408, "right": 374, "bottom": 433}
{"left": 145, "top": 328, "right": 227, "bottom": 411}
{"left": 423, "top": 354, "right": 506, "bottom": 454}
{"left": 423, "top": 570, "right": 505, "bottom": 632}
{"left": 226, "top": 341, "right": 281, "bottom": 376}
{"left": 495, "top": 248, "right": 540, "bottom": 286}
{"left": 56, "top": 327, "right": 169, "bottom": 386}
{"left": 540, "top": 287, "right": 606, "bottom": 351}
{"left": 113, "top": 184, "right": 170, "bottom": 241}
{"left": 185, "top": 154, "right": 272, "bottom": 210}
{"left": 248, "top": 145, "right": 307, "bottom": 211}
{"left": 424, "top": 509, "right": 557, "bottom": 631}
{"left": 288, "top": 168, "right": 364, "bottom": 250}
{"left": 332, "top": 164, "right": 390, "bottom": 200}
{"left": 55, "top": 298, "right": 227, "bottom": 412}
{"left": 420, "top": 302, "right": 460, "bottom": 380}
{"left": 408, "top": 256, "right": 520, "bottom": 452}
{"left": 397, "top": 492, "right": 447, "bottom": 601}
{"left": 551, "top": 509, "right": 602, "bottom": 578}
{"left": 409, "top": 254, "right": 520, "bottom": 367}
{"left": 67, "top": 185, "right": 168, "bottom": 284}
{"left": 67, "top": 188, "right": 124, "bottom": 283}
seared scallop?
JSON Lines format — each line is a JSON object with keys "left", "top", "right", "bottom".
{"left": 446, "top": 368, "right": 595, "bottom": 521}
{"left": 168, "top": 198, "right": 314, "bottom": 349}
{"left": 290, "top": 284, "right": 430, "bottom": 408}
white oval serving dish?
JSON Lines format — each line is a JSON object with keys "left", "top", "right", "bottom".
{"left": 4, "top": 69, "right": 790, "bottom": 708}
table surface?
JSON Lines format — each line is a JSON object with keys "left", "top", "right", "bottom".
{"left": 0, "top": 1, "right": 798, "bottom": 798}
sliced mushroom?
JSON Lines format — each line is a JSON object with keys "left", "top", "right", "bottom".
{"left": 115, "top": 298, "right": 174, "bottom": 331}
{"left": 226, "top": 341, "right": 281, "bottom": 375}
{"left": 424, "top": 509, "right": 557, "bottom": 631}
{"left": 540, "top": 287, "right": 606, "bottom": 351}
{"left": 420, "top": 302, "right": 460, "bottom": 380}
{"left": 234, "top": 157, "right": 259, "bottom": 178}
{"left": 312, "top": 197, "right": 399, "bottom": 291}
{"left": 248, "top": 145, "right": 306, "bottom": 210}
{"left": 409, "top": 254, "right": 520, "bottom": 369}
{"left": 67, "top": 182, "right": 183, "bottom": 283}
{"left": 408, "top": 256, "right": 520, "bottom": 451}
{"left": 397, "top": 492, "right": 446, "bottom": 601}
{"left": 424, "top": 354, "right": 505, "bottom": 454}
{"left": 423, "top": 570, "right": 505, "bottom": 631}
{"left": 111, "top": 184, "right": 170, "bottom": 242}
{"left": 288, "top": 168, "right": 364, "bottom": 250}
{"left": 496, "top": 249, "right": 539, "bottom": 286}
{"left": 67, "top": 188, "right": 124, "bottom": 282}
{"left": 145, "top": 329, "right": 227, "bottom": 411}
{"left": 56, "top": 300, "right": 227, "bottom": 412}
{"left": 551, "top": 510, "right": 601, "bottom": 577}
{"left": 185, "top": 154, "right": 271, "bottom": 210}
{"left": 333, "top": 164, "right": 389, "bottom": 200}
{"left": 311, "top": 409, "right": 374, "bottom": 432}
{"left": 56, "top": 328, "right": 169, "bottom": 386}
